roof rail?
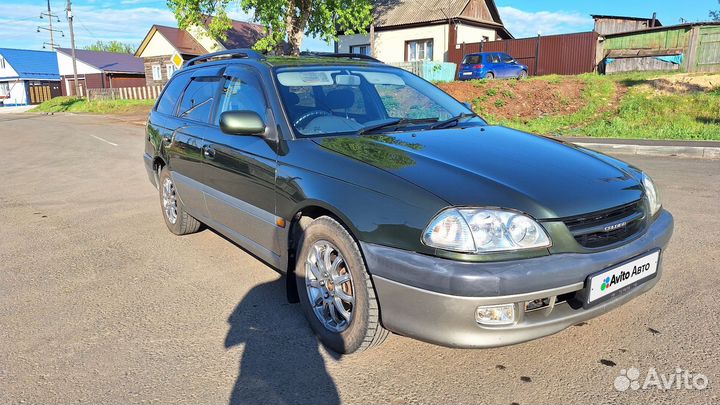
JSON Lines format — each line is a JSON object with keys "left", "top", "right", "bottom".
{"left": 299, "top": 51, "right": 382, "bottom": 63}
{"left": 185, "top": 49, "right": 265, "bottom": 67}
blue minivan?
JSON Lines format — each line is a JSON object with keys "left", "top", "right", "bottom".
{"left": 458, "top": 52, "right": 528, "bottom": 80}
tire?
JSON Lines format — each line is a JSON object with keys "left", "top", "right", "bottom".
{"left": 295, "top": 216, "right": 388, "bottom": 354}
{"left": 518, "top": 70, "right": 528, "bottom": 80}
{"left": 484, "top": 72, "right": 495, "bottom": 80}
{"left": 158, "top": 166, "right": 201, "bottom": 235}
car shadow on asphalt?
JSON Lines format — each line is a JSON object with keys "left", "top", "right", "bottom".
{"left": 224, "top": 276, "right": 342, "bottom": 405}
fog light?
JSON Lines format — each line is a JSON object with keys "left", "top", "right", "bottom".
{"left": 476, "top": 304, "right": 515, "bottom": 325}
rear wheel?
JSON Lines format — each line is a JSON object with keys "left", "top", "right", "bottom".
{"left": 158, "top": 166, "right": 201, "bottom": 235}
{"left": 295, "top": 216, "right": 388, "bottom": 354}
{"left": 484, "top": 72, "right": 495, "bottom": 80}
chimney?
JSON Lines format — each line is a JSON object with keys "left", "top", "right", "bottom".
{"left": 650, "top": 12, "right": 657, "bottom": 28}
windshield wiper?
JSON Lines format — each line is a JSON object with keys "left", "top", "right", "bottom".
{"left": 428, "top": 112, "right": 478, "bottom": 130}
{"left": 359, "top": 118, "right": 438, "bottom": 135}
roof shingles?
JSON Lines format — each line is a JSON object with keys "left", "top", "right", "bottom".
{"left": 56, "top": 48, "right": 144, "bottom": 74}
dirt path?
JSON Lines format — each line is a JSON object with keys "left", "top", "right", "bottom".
{"left": 437, "top": 79, "right": 587, "bottom": 122}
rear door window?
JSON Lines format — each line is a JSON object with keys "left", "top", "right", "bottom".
{"left": 500, "top": 54, "right": 514, "bottom": 64}
{"left": 156, "top": 72, "right": 191, "bottom": 115}
{"left": 462, "top": 55, "right": 481, "bottom": 65}
{"left": 488, "top": 54, "right": 500, "bottom": 63}
{"left": 177, "top": 77, "right": 221, "bottom": 123}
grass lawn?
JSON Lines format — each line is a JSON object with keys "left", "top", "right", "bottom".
{"left": 504, "top": 73, "right": 719, "bottom": 140}
{"left": 30, "top": 97, "right": 154, "bottom": 115}
{"left": 442, "top": 71, "right": 720, "bottom": 141}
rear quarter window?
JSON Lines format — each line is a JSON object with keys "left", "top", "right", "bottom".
{"left": 156, "top": 73, "right": 191, "bottom": 115}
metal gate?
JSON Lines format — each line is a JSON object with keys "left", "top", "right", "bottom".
{"left": 28, "top": 81, "right": 61, "bottom": 104}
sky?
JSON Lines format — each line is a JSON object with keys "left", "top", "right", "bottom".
{"left": 0, "top": 0, "right": 717, "bottom": 52}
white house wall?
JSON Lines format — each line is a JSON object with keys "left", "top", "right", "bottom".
{"left": 455, "top": 24, "right": 497, "bottom": 45}
{"left": 0, "top": 80, "right": 28, "bottom": 105}
{"left": 187, "top": 25, "right": 224, "bottom": 53}
{"left": 0, "top": 54, "right": 19, "bottom": 78}
{"left": 337, "top": 33, "right": 372, "bottom": 54}
{"left": 139, "top": 31, "right": 177, "bottom": 57}
{"left": 338, "top": 25, "right": 450, "bottom": 63}
{"left": 56, "top": 52, "right": 101, "bottom": 75}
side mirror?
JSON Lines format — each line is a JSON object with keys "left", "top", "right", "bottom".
{"left": 219, "top": 110, "right": 266, "bottom": 136}
{"left": 462, "top": 102, "right": 473, "bottom": 110}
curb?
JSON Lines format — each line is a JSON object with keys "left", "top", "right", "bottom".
{"left": 573, "top": 142, "right": 720, "bottom": 160}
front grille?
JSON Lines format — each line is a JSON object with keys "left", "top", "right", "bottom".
{"left": 563, "top": 200, "right": 646, "bottom": 248}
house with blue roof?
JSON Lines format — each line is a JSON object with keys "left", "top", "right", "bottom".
{"left": 0, "top": 48, "right": 61, "bottom": 106}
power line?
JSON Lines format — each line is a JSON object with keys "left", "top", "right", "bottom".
{"left": 38, "top": 0, "right": 64, "bottom": 49}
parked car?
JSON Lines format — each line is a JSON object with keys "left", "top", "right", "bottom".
{"left": 458, "top": 52, "right": 528, "bottom": 80}
{"left": 144, "top": 50, "right": 673, "bottom": 354}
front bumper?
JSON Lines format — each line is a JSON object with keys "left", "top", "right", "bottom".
{"left": 363, "top": 210, "right": 674, "bottom": 348}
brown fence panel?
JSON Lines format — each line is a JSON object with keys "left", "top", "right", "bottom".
{"left": 451, "top": 31, "right": 599, "bottom": 77}
{"left": 537, "top": 32, "right": 599, "bottom": 75}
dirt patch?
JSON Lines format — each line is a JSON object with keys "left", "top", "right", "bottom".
{"left": 437, "top": 79, "right": 586, "bottom": 122}
{"left": 628, "top": 73, "right": 720, "bottom": 95}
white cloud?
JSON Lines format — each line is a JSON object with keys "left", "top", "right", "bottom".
{"left": 0, "top": 4, "right": 175, "bottom": 50}
{"left": 0, "top": 2, "right": 332, "bottom": 53}
{"left": 498, "top": 6, "right": 593, "bottom": 38}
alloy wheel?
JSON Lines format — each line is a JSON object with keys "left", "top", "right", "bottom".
{"left": 162, "top": 177, "right": 178, "bottom": 224}
{"left": 305, "top": 240, "right": 355, "bottom": 332}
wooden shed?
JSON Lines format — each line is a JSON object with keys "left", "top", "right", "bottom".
{"left": 600, "top": 22, "right": 720, "bottom": 74}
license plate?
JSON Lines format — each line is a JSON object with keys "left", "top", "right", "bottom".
{"left": 462, "top": 72, "right": 472, "bottom": 75}
{"left": 587, "top": 250, "right": 660, "bottom": 304}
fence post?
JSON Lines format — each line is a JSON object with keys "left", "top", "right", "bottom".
{"left": 534, "top": 34, "right": 541, "bottom": 76}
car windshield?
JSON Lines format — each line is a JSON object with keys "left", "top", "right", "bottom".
{"left": 274, "top": 66, "right": 485, "bottom": 137}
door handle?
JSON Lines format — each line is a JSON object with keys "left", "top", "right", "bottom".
{"left": 203, "top": 144, "right": 216, "bottom": 159}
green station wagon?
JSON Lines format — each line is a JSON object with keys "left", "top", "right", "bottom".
{"left": 143, "top": 50, "right": 674, "bottom": 354}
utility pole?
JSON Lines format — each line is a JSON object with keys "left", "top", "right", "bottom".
{"left": 66, "top": 0, "right": 80, "bottom": 97}
{"left": 38, "top": 0, "right": 64, "bottom": 50}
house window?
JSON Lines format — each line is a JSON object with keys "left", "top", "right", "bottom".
{"left": 166, "top": 64, "right": 177, "bottom": 78}
{"left": 152, "top": 64, "right": 162, "bottom": 81}
{"left": 406, "top": 39, "right": 433, "bottom": 61}
{"left": 0, "top": 57, "right": 5, "bottom": 69}
{"left": 0, "top": 82, "right": 9, "bottom": 97}
{"left": 350, "top": 44, "right": 371, "bottom": 56}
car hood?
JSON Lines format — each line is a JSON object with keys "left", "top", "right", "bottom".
{"left": 314, "top": 126, "right": 644, "bottom": 219}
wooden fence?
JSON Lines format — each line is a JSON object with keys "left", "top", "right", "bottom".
{"left": 87, "top": 85, "right": 164, "bottom": 101}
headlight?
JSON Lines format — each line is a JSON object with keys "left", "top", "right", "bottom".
{"left": 642, "top": 173, "right": 661, "bottom": 216}
{"left": 422, "top": 208, "right": 551, "bottom": 254}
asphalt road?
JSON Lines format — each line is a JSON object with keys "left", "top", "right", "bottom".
{"left": 1, "top": 113, "right": 718, "bottom": 404}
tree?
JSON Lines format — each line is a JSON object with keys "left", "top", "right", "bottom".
{"left": 83, "top": 40, "right": 136, "bottom": 54}
{"left": 711, "top": 1, "right": 720, "bottom": 21}
{"left": 167, "top": 0, "right": 373, "bottom": 56}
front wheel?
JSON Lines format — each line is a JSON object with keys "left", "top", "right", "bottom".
{"left": 295, "top": 216, "right": 388, "bottom": 354}
{"left": 518, "top": 70, "right": 528, "bottom": 80}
